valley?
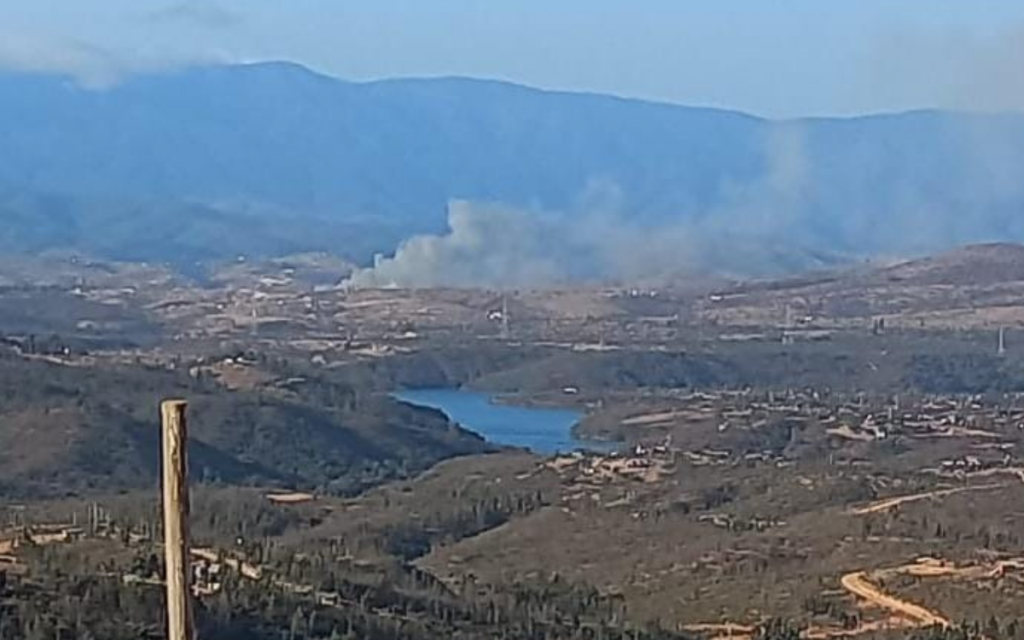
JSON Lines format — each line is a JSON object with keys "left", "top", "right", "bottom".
{"left": 1, "top": 244, "right": 1024, "bottom": 638}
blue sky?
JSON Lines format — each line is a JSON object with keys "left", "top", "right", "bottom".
{"left": 2, "top": 0, "right": 1023, "bottom": 117}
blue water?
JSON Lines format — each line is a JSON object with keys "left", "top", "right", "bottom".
{"left": 393, "top": 388, "right": 612, "bottom": 454}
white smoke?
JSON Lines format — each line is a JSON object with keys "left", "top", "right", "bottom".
{"left": 0, "top": 34, "right": 231, "bottom": 89}
{"left": 343, "top": 127, "right": 837, "bottom": 289}
{"left": 346, "top": 202, "right": 569, "bottom": 288}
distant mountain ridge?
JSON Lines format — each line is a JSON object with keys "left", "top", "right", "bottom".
{"left": 2, "top": 61, "right": 1024, "bottom": 277}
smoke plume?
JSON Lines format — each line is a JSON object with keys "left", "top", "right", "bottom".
{"left": 344, "top": 113, "right": 1024, "bottom": 290}
{"left": 343, "top": 127, "right": 837, "bottom": 289}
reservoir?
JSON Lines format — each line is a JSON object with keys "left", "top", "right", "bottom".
{"left": 393, "top": 388, "right": 611, "bottom": 454}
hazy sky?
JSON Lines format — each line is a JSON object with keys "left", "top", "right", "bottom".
{"left": 2, "top": 1, "right": 1024, "bottom": 118}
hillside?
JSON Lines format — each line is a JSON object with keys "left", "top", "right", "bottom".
{"left": 871, "top": 243, "right": 1024, "bottom": 286}
{"left": 695, "top": 242, "right": 1024, "bottom": 333}
{"left": 2, "top": 63, "right": 1024, "bottom": 276}
{"left": 0, "top": 352, "right": 491, "bottom": 498}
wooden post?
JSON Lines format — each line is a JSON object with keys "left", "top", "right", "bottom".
{"left": 161, "top": 399, "right": 194, "bottom": 640}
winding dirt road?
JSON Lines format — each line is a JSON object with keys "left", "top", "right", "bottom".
{"left": 840, "top": 571, "right": 949, "bottom": 628}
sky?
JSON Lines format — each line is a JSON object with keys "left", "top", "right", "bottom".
{"left": 2, "top": 0, "right": 1024, "bottom": 118}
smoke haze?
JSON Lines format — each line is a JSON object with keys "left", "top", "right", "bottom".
{"left": 343, "top": 128, "right": 835, "bottom": 289}
{"left": 344, "top": 117, "right": 1024, "bottom": 289}
{"left": 149, "top": 1, "right": 242, "bottom": 30}
{"left": 859, "top": 26, "right": 1024, "bottom": 115}
{"left": 0, "top": 33, "right": 230, "bottom": 88}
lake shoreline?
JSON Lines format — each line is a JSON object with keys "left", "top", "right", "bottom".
{"left": 393, "top": 388, "right": 617, "bottom": 455}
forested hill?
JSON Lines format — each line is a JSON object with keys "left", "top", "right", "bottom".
{"left": 2, "top": 62, "right": 1024, "bottom": 270}
{"left": 0, "top": 352, "right": 491, "bottom": 499}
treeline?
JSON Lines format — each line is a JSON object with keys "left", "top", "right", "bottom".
{"left": 3, "top": 547, "right": 1015, "bottom": 640}
{"left": 0, "top": 555, "right": 692, "bottom": 640}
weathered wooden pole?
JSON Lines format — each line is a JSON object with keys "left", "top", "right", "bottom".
{"left": 161, "top": 399, "right": 194, "bottom": 640}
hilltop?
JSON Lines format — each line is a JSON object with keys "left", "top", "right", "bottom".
{"left": 698, "top": 242, "right": 1024, "bottom": 332}
{"left": 872, "top": 243, "right": 1024, "bottom": 286}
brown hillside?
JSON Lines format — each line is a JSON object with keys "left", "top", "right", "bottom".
{"left": 873, "top": 243, "right": 1024, "bottom": 286}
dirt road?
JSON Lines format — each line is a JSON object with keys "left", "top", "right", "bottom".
{"left": 682, "top": 623, "right": 755, "bottom": 640}
{"left": 840, "top": 571, "right": 949, "bottom": 627}
{"left": 852, "top": 483, "right": 1002, "bottom": 515}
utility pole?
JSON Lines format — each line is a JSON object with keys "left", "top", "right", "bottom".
{"left": 781, "top": 304, "right": 794, "bottom": 345}
{"left": 501, "top": 293, "right": 510, "bottom": 340}
{"left": 161, "top": 399, "right": 194, "bottom": 640}
{"left": 250, "top": 302, "right": 259, "bottom": 338}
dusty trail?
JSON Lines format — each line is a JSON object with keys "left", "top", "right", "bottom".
{"left": 191, "top": 547, "right": 425, "bottom": 623}
{"left": 967, "top": 467, "right": 1024, "bottom": 484}
{"left": 682, "top": 623, "right": 755, "bottom": 640}
{"left": 828, "top": 557, "right": 1024, "bottom": 636}
{"left": 852, "top": 483, "right": 1003, "bottom": 515}
{"left": 689, "top": 555, "right": 1024, "bottom": 640}
{"left": 840, "top": 571, "right": 949, "bottom": 628}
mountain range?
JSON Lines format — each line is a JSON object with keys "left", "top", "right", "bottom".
{"left": 2, "top": 61, "right": 1024, "bottom": 280}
